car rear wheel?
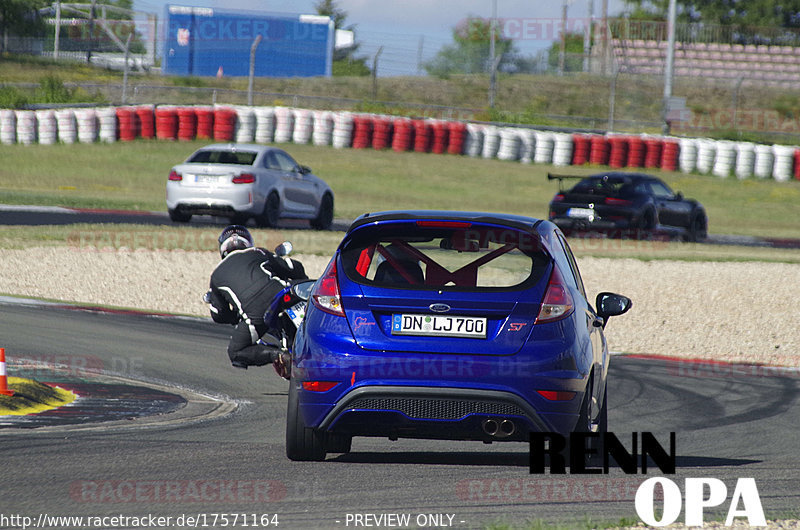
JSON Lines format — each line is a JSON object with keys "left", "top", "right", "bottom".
{"left": 286, "top": 378, "right": 327, "bottom": 461}
{"left": 310, "top": 193, "right": 334, "bottom": 230}
{"left": 686, "top": 213, "right": 707, "bottom": 243}
{"left": 168, "top": 209, "right": 191, "bottom": 223}
{"left": 257, "top": 192, "right": 280, "bottom": 228}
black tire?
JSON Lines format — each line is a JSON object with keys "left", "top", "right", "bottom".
{"left": 257, "top": 192, "right": 280, "bottom": 228}
{"left": 230, "top": 213, "right": 250, "bottom": 226}
{"left": 573, "top": 378, "right": 607, "bottom": 466}
{"left": 168, "top": 209, "right": 191, "bottom": 223}
{"left": 686, "top": 213, "right": 707, "bottom": 243}
{"left": 310, "top": 193, "right": 334, "bottom": 230}
{"left": 285, "top": 378, "right": 327, "bottom": 461}
{"left": 326, "top": 433, "right": 352, "bottom": 454}
{"left": 638, "top": 208, "right": 656, "bottom": 231}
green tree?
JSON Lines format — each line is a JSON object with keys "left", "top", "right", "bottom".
{"left": 0, "top": 0, "right": 48, "bottom": 52}
{"left": 424, "top": 17, "right": 517, "bottom": 77}
{"left": 622, "top": 0, "right": 800, "bottom": 27}
{"left": 546, "top": 32, "right": 585, "bottom": 73}
{"left": 315, "top": 0, "right": 370, "bottom": 76}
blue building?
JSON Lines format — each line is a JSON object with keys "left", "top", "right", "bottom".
{"left": 163, "top": 5, "right": 334, "bottom": 78}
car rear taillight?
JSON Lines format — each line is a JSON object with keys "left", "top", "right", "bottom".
{"left": 232, "top": 173, "right": 256, "bottom": 184}
{"left": 311, "top": 258, "right": 344, "bottom": 316}
{"left": 536, "top": 390, "right": 577, "bottom": 401}
{"left": 168, "top": 170, "right": 182, "bottom": 181}
{"left": 302, "top": 381, "right": 339, "bottom": 392}
{"left": 605, "top": 197, "right": 633, "bottom": 206}
{"left": 535, "top": 267, "right": 575, "bottom": 324}
{"left": 552, "top": 194, "right": 565, "bottom": 202}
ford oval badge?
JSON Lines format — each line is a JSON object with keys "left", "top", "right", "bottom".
{"left": 429, "top": 303, "right": 451, "bottom": 313}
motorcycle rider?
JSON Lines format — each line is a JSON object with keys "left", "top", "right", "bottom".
{"left": 205, "top": 225, "right": 307, "bottom": 371}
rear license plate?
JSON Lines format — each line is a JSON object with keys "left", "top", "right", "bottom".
{"left": 567, "top": 207, "right": 595, "bottom": 222}
{"left": 391, "top": 314, "right": 487, "bottom": 339}
{"left": 194, "top": 174, "right": 222, "bottom": 184}
{"left": 285, "top": 302, "right": 306, "bottom": 328}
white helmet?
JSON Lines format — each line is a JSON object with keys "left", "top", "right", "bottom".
{"left": 218, "top": 225, "right": 254, "bottom": 258}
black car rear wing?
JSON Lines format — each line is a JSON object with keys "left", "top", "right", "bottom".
{"left": 547, "top": 173, "right": 585, "bottom": 192}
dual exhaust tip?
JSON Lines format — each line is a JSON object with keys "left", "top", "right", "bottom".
{"left": 482, "top": 418, "right": 516, "bottom": 438}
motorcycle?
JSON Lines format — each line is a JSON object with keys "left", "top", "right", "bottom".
{"left": 259, "top": 242, "right": 315, "bottom": 379}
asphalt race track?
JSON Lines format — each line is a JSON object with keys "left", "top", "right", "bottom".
{"left": 0, "top": 301, "right": 798, "bottom": 528}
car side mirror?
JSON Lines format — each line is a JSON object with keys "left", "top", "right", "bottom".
{"left": 274, "top": 241, "right": 293, "bottom": 257}
{"left": 297, "top": 165, "right": 311, "bottom": 175}
{"left": 596, "top": 292, "right": 632, "bottom": 326}
{"left": 675, "top": 191, "right": 683, "bottom": 201}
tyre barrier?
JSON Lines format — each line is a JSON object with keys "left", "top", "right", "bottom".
{"left": 696, "top": 139, "right": 716, "bottom": 175}
{"left": 55, "top": 109, "right": 77, "bottom": 144}
{"left": 332, "top": 112, "right": 353, "bottom": 149}
{"left": 430, "top": 121, "right": 449, "bottom": 155}
{"left": 2, "top": 103, "right": 798, "bottom": 180}
{"left": 463, "top": 124, "right": 483, "bottom": 157}
{"left": 643, "top": 137, "right": 663, "bottom": 169}
{"left": 116, "top": 107, "right": 139, "bottom": 142}
{"left": 734, "top": 142, "right": 756, "bottom": 180}
{"left": 177, "top": 107, "right": 198, "bottom": 141}
{"left": 412, "top": 120, "right": 432, "bottom": 153}
{"left": 372, "top": 116, "right": 392, "bottom": 150}
{"left": 795, "top": 149, "right": 800, "bottom": 180}
{"left": 518, "top": 129, "right": 536, "bottom": 164}
{"left": 212, "top": 107, "right": 236, "bottom": 142}
{"left": 273, "top": 107, "right": 295, "bottom": 143}
{"left": 447, "top": 121, "right": 467, "bottom": 155}
{"left": 712, "top": 140, "right": 736, "bottom": 178}
{"left": 589, "top": 134, "right": 609, "bottom": 166}
{"left": 155, "top": 107, "right": 178, "bottom": 141}
{"left": 481, "top": 126, "right": 500, "bottom": 159}
{"left": 195, "top": 106, "right": 215, "bottom": 140}
{"left": 772, "top": 144, "right": 795, "bottom": 182}
{"left": 15, "top": 110, "right": 37, "bottom": 145}
{"left": 352, "top": 115, "right": 373, "bottom": 149}
{"left": 75, "top": 109, "right": 98, "bottom": 144}
{"left": 552, "top": 133, "right": 573, "bottom": 167}
{"left": 234, "top": 106, "right": 256, "bottom": 144}
{"left": 571, "top": 134, "right": 591, "bottom": 166}
{"left": 391, "top": 118, "right": 413, "bottom": 152}
{"left": 136, "top": 105, "right": 155, "bottom": 139}
{"left": 607, "top": 135, "right": 628, "bottom": 168}
{"left": 293, "top": 108, "right": 314, "bottom": 145}
{"left": 0, "top": 109, "right": 15, "bottom": 145}
{"left": 678, "top": 137, "right": 698, "bottom": 174}
{"left": 497, "top": 127, "right": 520, "bottom": 161}
{"left": 661, "top": 139, "right": 680, "bottom": 172}
{"left": 754, "top": 144, "right": 774, "bottom": 179}
{"left": 627, "top": 135, "right": 646, "bottom": 168}
{"left": 36, "top": 110, "right": 58, "bottom": 145}
{"left": 311, "top": 110, "right": 333, "bottom": 147}
{"left": 533, "top": 131, "right": 554, "bottom": 165}
{"left": 254, "top": 107, "right": 275, "bottom": 144}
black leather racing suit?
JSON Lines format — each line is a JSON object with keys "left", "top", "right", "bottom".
{"left": 207, "top": 247, "right": 307, "bottom": 367}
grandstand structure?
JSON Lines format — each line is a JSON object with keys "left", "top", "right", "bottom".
{"left": 607, "top": 19, "right": 800, "bottom": 85}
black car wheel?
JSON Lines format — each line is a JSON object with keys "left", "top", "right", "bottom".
{"left": 286, "top": 378, "right": 327, "bottom": 462}
{"left": 686, "top": 213, "right": 707, "bottom": 243}
{"left": 310, "top": 193, "right": 334, "bottom": 230}
{"left": 168, "top": 209, "right": 191, "bottom": 223}
{"left": 638, "top": 208, "right": 656, "bottom": 231}
{"left": 257, "top": 192, "right": 281, "bottom": 228}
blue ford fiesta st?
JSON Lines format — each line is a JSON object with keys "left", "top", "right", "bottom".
{"left": 287, "top": 211, "right": 631, "bottom": 461}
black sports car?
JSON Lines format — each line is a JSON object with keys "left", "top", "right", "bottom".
{"left": 547, "top": 172, "right": 707, "bottom": 242}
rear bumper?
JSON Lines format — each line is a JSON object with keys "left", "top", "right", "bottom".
{"left": 166, "top": 183, "right": 259, "bottom": 215}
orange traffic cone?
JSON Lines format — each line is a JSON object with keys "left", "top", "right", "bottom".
{"left": 0, "top": 348, "right": 14, "bottom": 396}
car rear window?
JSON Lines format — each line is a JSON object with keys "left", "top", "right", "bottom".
{"left": 571, "top": 176, "right": 632, "bottom": 195}
{"left": 188, "top": 150, "right": 257, "bottom": 165}
{"left": 340, "top": 222, "right": 550, "bottom": 291}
